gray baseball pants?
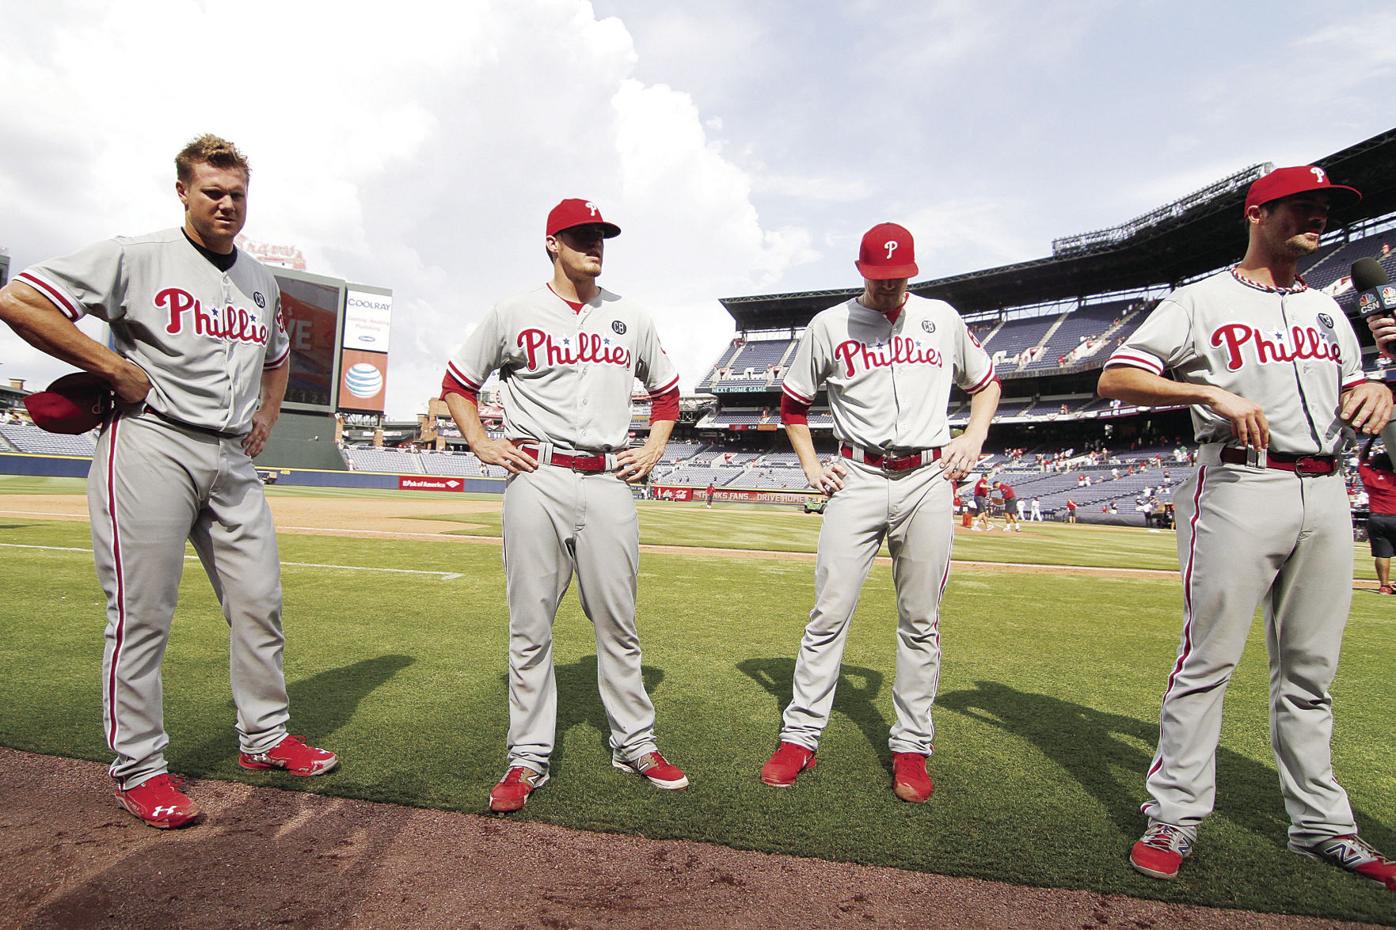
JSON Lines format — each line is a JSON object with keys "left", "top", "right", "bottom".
{"left": 89, "top": 412, "right": 290, "bottom": 790}
{"left": 781, "top": 458, "right": 954, "bottom": 755}
{"left": 500, "top": 462, "right": 658, "bottom": 775}
{"left": 1143, "top": 444, "right": 1358, "bottom": 845}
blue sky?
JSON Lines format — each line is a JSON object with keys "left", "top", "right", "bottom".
{"left": 2, "top": 0, "right": 1393, "bottom": 416}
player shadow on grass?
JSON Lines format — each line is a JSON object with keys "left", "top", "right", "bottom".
{"left": 736, "top": 657, "right": 892, "bottom": 765}
{"left": 530, "top": 654, "right": 663, "bottom": 774}
{"left": 937, "top": 680, "right": 1395, "bottom": 851}
{"left": 180, "top": 654, "right": 415, "bottom": 773}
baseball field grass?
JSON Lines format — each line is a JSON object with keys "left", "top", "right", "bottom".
{"left": 0, "top": 475, "right": 1392, "bottom": 923}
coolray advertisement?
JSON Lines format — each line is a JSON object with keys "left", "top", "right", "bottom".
{"left": 344, "top": 286, "right": 393, "bottom": 352}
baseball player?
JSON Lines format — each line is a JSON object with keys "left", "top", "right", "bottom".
{"left": 705, "top": 481, "right": 716, "bottom": 508}
{"left": 1357, "top": 441, "right": 1396, "bottom": 594}
{"left": 1029, "top": 496, "right": 1043, "bottom": 521}
{"left": 971, "top": 475, "right": 991, "bottom": 531}
{"left": 0, "top": 135, "right": 337, "bottom": 830}
{"left": 1064, "top": 498, "right": 1078, "bottom": 523}
{"left": 1099, "top": 166, "right": 1396, "bottom": 890}
{"left": 761, "top": 222, "right": 1000, "bottom": 802}
{"left": 441, "top": 198, "right": 687, "bottom": 813}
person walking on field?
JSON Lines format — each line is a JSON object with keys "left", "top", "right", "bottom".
{"left": 1357, "top": 440, "right": 1396, "bottom": 595}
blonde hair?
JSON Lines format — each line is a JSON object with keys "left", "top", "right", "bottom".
{"left": 175, "top": 134, "right": 250, "bottom": 182}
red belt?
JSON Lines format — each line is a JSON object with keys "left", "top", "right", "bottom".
{"left": 520, "top": 446, "right": 608, "bottom": 473}
{"left": 839, "top": 444, "right": 942, "bottom": 472}
{"left": 1218, "top": 447, "right": 1337, "bottom": 476}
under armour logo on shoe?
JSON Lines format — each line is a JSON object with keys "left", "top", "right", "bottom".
{"left": 884, "top": 240, "right": 898, "bottom": 260}
{"left": 150, "top": 805, "right": 180, "bottom": 817}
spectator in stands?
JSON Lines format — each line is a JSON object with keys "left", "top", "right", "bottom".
{"left": 1359, "top": 443, "right": 1396, "bottom": 595}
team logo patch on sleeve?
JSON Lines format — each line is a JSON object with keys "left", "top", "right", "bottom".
{"left": 612, "top": 320, "right": 627, "bottom": 335}
{"left": 921, "top": 320, "right": 936, "bottom": 333}
{"left": 253, "top": 291, "right": 266, "bottom": 309}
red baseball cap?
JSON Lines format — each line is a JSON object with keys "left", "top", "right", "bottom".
{"left": 546, "top": 198, "right": 621, "bottom": 238}
{"left": 855, "top": 222, "right": 918, "bottom": 280}
{"left": 22, "top": 372, "right": 113, "bottom": 434}
{"left": 1243, "top": 165, "right": 1361, "bottom": 214}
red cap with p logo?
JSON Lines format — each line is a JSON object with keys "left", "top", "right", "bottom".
{"left": 855, "top": 222, "right": 918, "bottom": 280}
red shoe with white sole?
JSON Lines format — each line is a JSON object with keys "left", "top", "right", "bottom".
{"left": 613, "top": 751, "right": 689, "bottom": 789}
{"left": 239, "top": 734, "right": 338, "bottom": 776}
{"left": 115, "top": 773, "right": 202, "bottom": 829}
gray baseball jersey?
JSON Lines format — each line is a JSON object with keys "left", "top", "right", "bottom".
{"left": 782, "top": 294, "right": 996, "bottom": 450}
{"left": 776, "top": 294, "right": 998, "bottom": 762}
{"left": 445, "top": 285, "right": 678, "bottom": 452}
{"left": 443, "top": 282, "right": 681, "bottom": 781}
{"left": 1104, "top": 265, "right": 1367, "bottom": 847}
{"left": 1108, "top": 267, "right": 1364, "bottom": 453}
{"left": 20, "top": 229, "right": 295, "bottom": 790}
{"left": 18, "top": 227, "right": 289, "bottom": 435}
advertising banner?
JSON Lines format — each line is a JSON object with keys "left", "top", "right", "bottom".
{"left": 398, "top": 476, "right": 465, "bottom": 492}
{"left": 344, "top": 287, "right": 393, "bottom": 352}
{"left": 339, "top": 348, "right": 388, "bottom": 413}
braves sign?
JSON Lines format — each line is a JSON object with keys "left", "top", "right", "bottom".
{"left": 517, "top": 328, "right": 631, "bottom": 370}
{"left": 1210, "top": 322, "right": 1341, "bottom": 371}
{"left": 834, "top": 336, "right": 943, "bottom": 377}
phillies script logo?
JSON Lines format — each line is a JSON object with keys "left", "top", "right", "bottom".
{"left": 834, "top": 336, "right": 942, "bottom": 377}
{"left": 518, "top": 328, "right": 631, "bottom": 370}
{"left": 157, "top": 287, "right": 268, "bottom": 346}
{"left": 1210, "top": 322, "right": 1340, "bottom": 371}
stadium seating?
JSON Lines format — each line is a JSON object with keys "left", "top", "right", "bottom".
{"left": 982, "top": 314, "right": 1058, "bottom": 363}
{"left": 1022, "top": 299, "right": 1140, "bottom": 372}
{"left": 0, "top": 422, "right": 97, "bottom": 456}
{"left": 342, "top": 447, "right": 426, "bottom": 474}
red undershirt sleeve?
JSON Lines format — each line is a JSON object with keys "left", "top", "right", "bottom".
{"left": 649, "top": 385, "right": 680, "bottom": 422}
{"left": 780, "top": 392, "right": 811, "bottom": 426}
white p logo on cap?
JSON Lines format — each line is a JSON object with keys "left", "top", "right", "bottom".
{"left": 884, "top": 240, "right": 898, "bottom": 260}
{"left": 585, "top": 201, "right": 598, "bottom": 216}
{"left": 1311, "top": 167, "right": 1326, "bottom": 183}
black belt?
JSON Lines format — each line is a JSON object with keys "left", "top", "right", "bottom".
{"left": 147, "top": 407, "right": 244, "bottom": 440}
{"left": 1218, "top": 447, "right": 1337, "bottom": 476}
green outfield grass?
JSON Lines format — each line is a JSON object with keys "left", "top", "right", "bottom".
{"left": 0, "top": 495, "right": 1393, "bottom": 923}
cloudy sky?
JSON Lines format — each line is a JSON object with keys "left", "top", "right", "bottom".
{"left": 2, "top": 0, "right": 1394, "bottom": 417}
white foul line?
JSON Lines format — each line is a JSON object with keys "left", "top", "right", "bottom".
{"left": 0, "top": 543, "right": 463, "bottom": 581}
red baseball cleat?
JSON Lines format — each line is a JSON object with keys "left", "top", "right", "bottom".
{"left": 761, "top": 741, "right": 817, "bottom": 787}
{"left": 1130, "top": 822, "right": 1195, "bottom": 880}
{"left": 1378, "top": 585, "right": 1393, "bottom": 595}
{"left": 891, "top": 752, "right": 934, "bottom": 803}
{"left": 1291, "top": 834, "right": 1396, "bottom": 890}
{"left": 489, "top": 766, "right": 548, "bottom": 812}
{"left": 613, "top": 751, "right": 689, "bottom": 789}
{"left": 239, "top": 734, "right": 338, "bottom": 776}
{"left": 115, "top": 773, "right": 202, "bottom": 829}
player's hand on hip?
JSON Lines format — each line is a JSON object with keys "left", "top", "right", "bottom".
{"left": 939, "top": 431, "right": 985, "bottom": 481}
{"left": 615, "top": 443, "right": 662, "bottom": 483}
{"left": 242, "top": 409, "right": 277, "bottom": 458}
{"left": 1341, "top": 381, "right": 1394, "bottom": 435}
{"left": 111, "top": 359, "right": 152, "bottom": 405}
{"left": 807, "top": 461, "right": 846, "bottom": 494}
{"left": 1205, "top": 388, "right": 1270, "bottom": 449}
{"left": 1368, "top": 315, "right": 1396, "bottom": 360}
{"left": 473, "top": 437, "right": 538, "bottom": 474}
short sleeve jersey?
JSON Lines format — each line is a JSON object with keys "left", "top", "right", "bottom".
{"left": 445, "top": 285, "right": 679, "bottom": 452}
{"left": 18, "top": 228, "right": 288, "bottom": 435}
{"left": 1105, "top": 267, "right": 1365, "bottom": 455}
{"left": 781, "top": 294, "right": 996, "bottom": 450}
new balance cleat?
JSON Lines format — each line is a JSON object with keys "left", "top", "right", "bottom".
{"left": 1130, "top": 822, "right": 1195, "bottom": 880}
{"left": 1290, "top": 834, "right": 1396, "bottom": 891}
{"left": 489, "top": 766, "right": 548, "bottom": 812}
{"left": 613, "top": 751, "right": 689, "bottom": 790}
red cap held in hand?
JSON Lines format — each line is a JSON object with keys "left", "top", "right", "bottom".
{"left": 22, "top": 372, "right": 113, "bottom": 434}
{"left": 855, "top": 222, "right": 918, "bottom": 280}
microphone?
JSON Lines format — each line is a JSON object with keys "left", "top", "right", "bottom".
{"left": 1354, "top": 257, "right": 1396, "bottom": 318}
